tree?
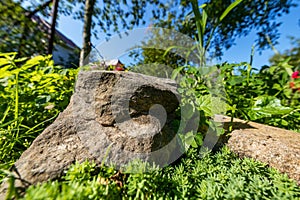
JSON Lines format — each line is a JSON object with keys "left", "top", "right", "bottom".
{"left": 75, "top": 0, "right": 169, "bottom": 66}
{"left": 79, "top": 0, "right": 96, "bottom": 66}
{"left": 204, "top": 0, "right": 297, "bottom": 55}
{"left": 19, "top": 0, "right": 53, "bottom": 55}
{"left": 1, "top": 0, "right": 169, "bottom": 67}
{"left": 138, "top": 0, "right": 298, "bottom": 67}
{"left": 48, "top": 0, "right": 60, "bottom": 54}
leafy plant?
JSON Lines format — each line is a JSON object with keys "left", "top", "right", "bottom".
{"left": 220, "top": 61, "right": 300, "bottom": 131}
{"left": 0, "top": 52, "right": 78, "bottom": 182}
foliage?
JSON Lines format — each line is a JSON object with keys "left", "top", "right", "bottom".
{"left": 1, "top": 0, "right": 300, "bottom": 197}
{"left": 170, "top": 65, "right": 227, "bottom": 149}
{"left": 189, "top": 0, "right": 242, "bottom": 66}
{"left": 20, "top": 147, "right": 300, "bottom": 199}
{"left": 131, "top": 0, "right": 242, "bottom": 69}
{"left": 139, "top": 0, "right": 297, "bottom": 65}
{"left": 172, "top": 59, "right": 300, "bottom": 133}
{"left": 1, "top": 51, "right": 299, "bottom": 198}
{"left": 222, "top": 60, "right": 299, "bottom": 130}
{"left": 0, "top": 53, "right": 78, "bottom": 181}
{"left": 0, "top": 0, "right": 48, "bottom": 57}
{"left": 203, "top": 0, "right": 297, "bottom": 53}
{"left": 77, "top": 0, "right": 172, "bottom": 66}
{"left": 141, "top": 49, "right": 187, "bottom": 70}
{"left": 21, "top": 161, "right": 121, "bottom": 200}
{"left": 1, "top": 0, "right": 170, "bottom": 67}
{"left": 71, "top": 0, "right": 168, "bottom": 40}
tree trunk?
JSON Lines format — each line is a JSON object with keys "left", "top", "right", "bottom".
{"left": 79, "top": 0, "right": 96, "bottom": 67}
{"left": 47, "top": 0, "right": 59, "bottom": 55}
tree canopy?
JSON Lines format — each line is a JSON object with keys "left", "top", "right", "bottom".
{"left": 1, "top": 0, "right": 298, "bottom": 68}
{"left": 139, "top": 0, "right": 298, "bottom": 67}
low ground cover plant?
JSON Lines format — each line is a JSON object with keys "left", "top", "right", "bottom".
{"left": 22, "top": 147, "right": 300, "bottom": 199}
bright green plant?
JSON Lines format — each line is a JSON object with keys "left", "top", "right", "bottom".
{"left": 172, "top": 65, "right": 228, "bottom": 149}
{"left": 171, "top": 57, "right": 299, "bottom": 153}
{"left": 23, "top": 160, "right": 121, "bottom": 200}
{"left": 269, "top": 37, "right": 300, "bottom": 69}
{"left": 1, "top": 46, "right": 300, "bottom": 199}
{"left": 0, "top": 52, "right": 78, "bottom": 182}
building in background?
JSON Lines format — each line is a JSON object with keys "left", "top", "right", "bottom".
{"left": 32, "top": 16, "right": 80, "bottom": 68}
{"left": 104, "top": 59, "right": 124, "bottom": 69}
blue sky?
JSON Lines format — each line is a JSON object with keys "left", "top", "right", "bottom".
{"left": 56, "top": 2, "right": 300, "bottom": 69}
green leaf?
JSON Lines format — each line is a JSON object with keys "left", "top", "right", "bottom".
{"left": 272, "top": 83, "right": 282, "bottom": 91}
{"left": 171, "top": 66, "right": 184, "bottom": 80}
{"left": 196, "top": 95, "right": 212, "bottom": 116}
{"left": 219, "top": 0, "right": 243, "bottom": 22}
{"left": 0, "top": 58, "right": 9, "bottom": 67}
{"left": 0, "top": 66, "right": 12, "bottom": 79}
{"left": 228, "top": 76, "right": 243, "bottom": 85}
{"left": 250, "top": 96, "right": 293, "bottom": 120}
{"left": 14, "top": 57, "right": 27, "bottom": 63}
{"left": 200, "top": 9, "right": 208, "bottom": 35}
{"left": 182, "top": 131, "right": 198, "bottom": 149}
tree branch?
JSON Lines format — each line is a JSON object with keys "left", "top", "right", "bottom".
{"left": 25, "top": 0, "right": 52, "bottom": 18}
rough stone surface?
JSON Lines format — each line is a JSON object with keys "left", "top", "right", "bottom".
{"left": 220, "top": 116, "right": 300, "bottom": 185}
{"left": 0, "top": 71, "right": 181, "bottom": 198}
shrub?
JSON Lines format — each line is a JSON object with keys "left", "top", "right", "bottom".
{"left": 0, "top": 53, "right": 78, "bottom": 182}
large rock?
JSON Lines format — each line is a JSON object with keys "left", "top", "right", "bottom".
{"left": 0, "top": 71, "right": 182, "bottom": 198}
{"left": 220, "top": 116, "right": 300, "bottom": 185}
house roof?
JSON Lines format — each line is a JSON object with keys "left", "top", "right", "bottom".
{"left": 31, "top": 15, "right": 79, "bottom": 50}
{"left": 105, "top": 59, "right": 124, "bottom": 66}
